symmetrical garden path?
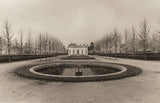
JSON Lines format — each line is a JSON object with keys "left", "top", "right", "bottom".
{"left": 0, "top": 55, "right": 160, "bottom": 103}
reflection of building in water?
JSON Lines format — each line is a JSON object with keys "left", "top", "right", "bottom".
{"left": 68, "top": 43, "right": 88, "bottom": 55}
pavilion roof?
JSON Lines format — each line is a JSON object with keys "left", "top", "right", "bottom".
{"left": 68, "top": 43, "right": 88, "bottom": 48}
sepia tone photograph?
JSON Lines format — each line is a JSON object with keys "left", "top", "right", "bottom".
{"left": 0, "top": 0, "right": 160, "bottom": 103}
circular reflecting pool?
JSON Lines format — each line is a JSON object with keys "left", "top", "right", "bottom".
{"left": 35, "top": 65, "right": 120, "bottom": 76}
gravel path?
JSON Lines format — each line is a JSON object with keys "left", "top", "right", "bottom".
{"left": 0, "top": 56, "right": 160, "bottom": 103}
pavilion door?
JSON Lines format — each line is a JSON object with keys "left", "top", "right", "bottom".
{"left": 73, "top": 49, "right": 75, "bottom": 55}
{"left": 77, "top": 49, "right": 79, "bottom": 54}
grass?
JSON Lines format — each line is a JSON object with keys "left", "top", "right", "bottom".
{"left": 61, "top": 55, "right": 96, "bottom": 60}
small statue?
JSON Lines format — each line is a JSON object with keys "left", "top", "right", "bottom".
{"left": 75, "top": 64, "right": 83, "bottom": 76}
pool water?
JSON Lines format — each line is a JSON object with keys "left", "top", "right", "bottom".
{"left": 63, "top": 68, "right": 94, "bottom": 76}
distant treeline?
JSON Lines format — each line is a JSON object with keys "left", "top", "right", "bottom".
{"left": 0, "top": 20, "right": 67, "bottom": 62}
{"left": 93, "top": 19, "right": 160, "bottom": 56}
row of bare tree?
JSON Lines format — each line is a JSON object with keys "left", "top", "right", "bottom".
{"left": 0, "top": 20, "right": 66, "bottom": 61}
{"left": 94, "top": 19, "right": 160, "bottom": 55}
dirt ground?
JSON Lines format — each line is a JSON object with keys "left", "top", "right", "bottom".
{"left": 0, "top": 55, "right": 160, "bottom": 103}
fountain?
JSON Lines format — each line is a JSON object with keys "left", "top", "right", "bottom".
{"left": 75, "top": 64, "right": 83, "bottom": 76}
{"left": 14, "top": 61, "right": 142, "bottom": 82}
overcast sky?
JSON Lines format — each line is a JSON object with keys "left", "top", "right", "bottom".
{"left": 0, "top": 0, "right": 160, "bottom": 46}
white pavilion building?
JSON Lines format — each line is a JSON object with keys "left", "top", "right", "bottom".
{"left": 68, "top": 43, "right": 88, "bottom": 55}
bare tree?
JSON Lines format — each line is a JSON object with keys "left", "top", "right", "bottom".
{"left": 113, "top": 29, "right": 119, "bottom": 59}
{"left": 32, "top": 34, "right": 37, "bottom": 55}
{"left": 52, "top": 38, "right": 55, "bottom": 58}
{"left": 119, "top": 35, "right": 122, "bottom": 54}
{"left": 20, "top": 29, "right": 23, "bottom": 54}
{"left": 125, "top": 29, "right": 128, "bottom": 54}
{"left": 45, "top": 33, "right": 48, "bottom": 55}
{"left": 139, "top": 19, "right": 150, "bottom": 60}
{"left": 39, "top": 33, "right": 42, "bottom": 61}
{"left": 12, "top": 38, "right": 19, "bottom": 54}
{"left": 139, "top": 19, "right": 150, "bottom": 53}
{"left": 28, "top": 31, "right": 31, "bottom": 55}
{"left": 101, "top": 36, "right": 105, "bottom": 54}
{"left": 150, "top": 33, "right": 160, "bottom": 53}
{"left": 48, "top": 38, "right": 51, "bottom": 54}
{"left": 0, "top": 37, "right": 2, "bottom": 54}
{"left": 105, "top": 34, "right": 109, "bottom": 54}
{"left": 132, "top": 26, "right": 136, "bottom": 55}
{"left": 1, "top": 20, "right": 14, "bottom": 62}
{"left": 108, "top": 34, "right": 113, "bottom": 53}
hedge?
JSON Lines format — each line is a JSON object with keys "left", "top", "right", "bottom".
{"left": 0, "top": 53, "right": 67, "bottom": 63}
{"left": 90, "top": 53, "right": 160, "bottom": 60}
